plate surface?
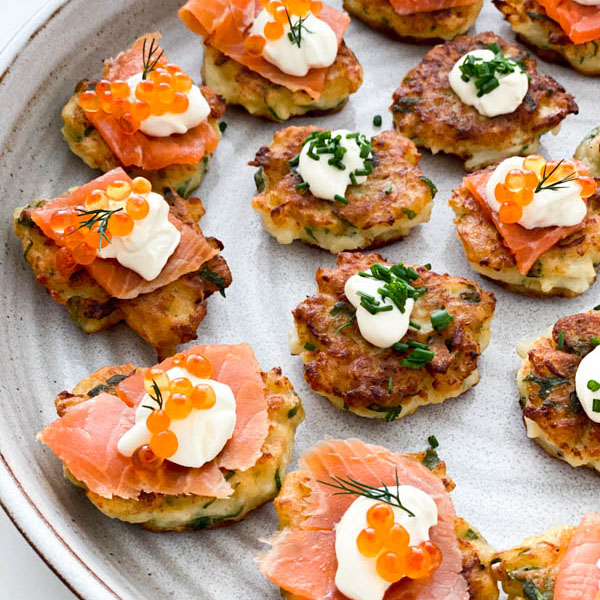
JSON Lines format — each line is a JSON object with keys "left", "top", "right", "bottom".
{"left": 0, "top": 1, "right": 597, "bottom": 598}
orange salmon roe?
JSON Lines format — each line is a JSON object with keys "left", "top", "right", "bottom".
{"left": 170, "top": 352, "right": 187, "bottom": 367}
{"left": 386, "top": 523, "right": 410, "bottom": 553}
{"left": 131, "top": 444, "right": 164, "bottom": 471}
{"left": 146, "top": 409, "right": 171, "bottom": 433}
{"left": 50, "top": 208, "right": 79, "bottom": 233}
{"left": 165, "top": 393, "right": 193, "bottom": 420}
{"left": 186, "top": 354, "right": 213, "bottom": 379}
{"left": 404, "top": 545, "right": 432, "bottom": 579}
{"left": 579, "top": 176, "right": 597, "bottom": 198}
{"left": 376, "top": 551, "right": 406, "bottom": 583}
{"left": 150, "top": 430, "right": 178, "bottom": 459}
{"left": 62, "top": 226, "right": 85, "bottom": 251}
{"left": 72, "top": 243, "right": 97, "bottom": 265}
{"left": 107, "top": 212, "right": 134, "bottom": 237}
{"left": 356, "top": 527, "right": 385, "bottom": 558}
{"left": 420, "top": 540, "right": 443, "bottom": 572}
{"left": 190, "top": 384, "right": 217, "bottom": 410}
{"left": 499, "top": 202, "right": 522, "bottom": 223}
{"left": 106, "top": 180, "right": 131, "bottom": 201}
{"left": 310, "top": 0, "right": 323, "bottom": 14}
{"left": 80, "top": 90, "right": 100, "bottom": 113}
{"left": 131, "top": 176, "right": 152, "bottom": 194}
{"left": 170, "top": 377, "right": 193, "bottom": 397}
{"left": 367, "top": 503, "right": 395, "bottom": 532}
{"left": 55, "top": 247, "right": 78, "bottom": 276}
{"left": 244, "top": 34, "right": 267, "bottom": 57}
{"left": 126, "top": 195, "right": 150, "bottom": 220}
{"left": 264, "top": 20, "right": 285, "bottom": 41}
{"left": 144, "top": 367, "right": 169, "bottom": 394}
{"left": 84, "top": 189, "right": 109, "bottom": 211}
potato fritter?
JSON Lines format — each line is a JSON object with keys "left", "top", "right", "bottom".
{"left": 54, "top": 363, "right": 304, "bottom": 532}
{"left": 343, "top": 0, "right": 483, "bottom": 42}
{"left": 201, "top": 42, "right": 362, "bottom": 122}
{"left": 449, "top": 168, "right": 600, "bottom": 297}
{"left": 14, "top": 188, "right": 231, "bottom": 359}
{"left": 517, "top": 311, "right": 600, "bottom": 473}
{"left": 291, "top": 252, "right": 495, "bottom": 419}
{"left": 250, "top": 126, "right": 434, "bottom": 253}
{"left": 494, "top": 0, "right": 600, "bottom": 76}
{"left": 575, "top": 125, "right": 600, "bottom": 178}
{"left": 391, "top": 32, "right": 578, "bottom": 171}
{"left": 492, "top": 524, "right": 573, "bottom": 600}
{"left": 62, "top": 82, "right": 225, "bottom": 198}
{"left": 273, "top": 447, "right": 498, "bottom": 600}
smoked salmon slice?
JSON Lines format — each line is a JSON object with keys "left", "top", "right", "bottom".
{"left": 178, "top": 0, "right": 350, "bottom": 100}
{"left": 84, "top": 32, "right": 221, "bottom": 171}
{"left": 536, "top": 0, "right": 600, "bottom": 45}
{"left": 259, "top": 438, "right": 469, "bottom": 600}
{"left": 554, "top": 513, "right": 600, "bottom": 600}
{"left": 389, "top": 0, "right": 479, "bottom": 16}
{"left": 465, "top": 170, "right": 585, "bottom": 276}
{"left": 31, "top": 168, "right": 218, "bottom": 300}
{"left": 38, "top": 344, "right": 269, "bottom": 499}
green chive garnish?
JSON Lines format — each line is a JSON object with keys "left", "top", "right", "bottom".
{"left": 587, "top": 379, "right": 600, "bottom": 392}
{"left": 334, "top": 194, "right": 348, "bottom": 205}
{"left": 430, "top": 309, "right": 453, "bottom": 331}
{"left": 373, "top": 114, "right": 382, "bottom": 127}
{"left": 594, "top": 398, "right": 600, "bottom": 412}
{"left": 388, "top": 375, "right": 393, "bottom": 394}
{"left": 557, "top": 331, "right": 565, "bottom": 350}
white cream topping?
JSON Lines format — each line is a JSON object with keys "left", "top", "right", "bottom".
{"left": 449, "top": 49, "right": 529, "bottom": 118}
{"left": 335, "top": 486, "right": 438, "bottom": 600}
{"left": 97, "top": 191, "right": 180, "bottom": 281}
{"left": 250, "top": 9, "right": 337, "bottom": 77}
{"left": 575, "top": 345, "right": 600, "bottom": 424}
{"left": 117, "top": 366, "right": 237, "bottom": 468}
{"left": 298, "top": 129, "right": 370, "bottom": 201}
{"left": 125, "top": 72, "right": 210, "bottom": 137}
{"left": 486, "top": 156, "right": 587, "bottom": 230}
{"left": 344, "top": 274, "right": 414, "bottom": 349}
{"left": 572, "top": 0, "right": 600, "bottom": 5}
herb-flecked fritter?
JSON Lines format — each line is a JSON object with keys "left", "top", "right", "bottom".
{"left": 14, "top": 188, "right": 231, "bottom": 359}
{"left": 517, "top": 310, "right": 600, "bottom": 473}
{"left": 391, "top": 32, "right": 578, "bottom": 171}
{"left": 449, "top": 168, "right": 600, "bottom": 297}
{"left": 291, "top": 251, "right": 495, "bottom": 419}
{"left": 250, "top": 126, "right": 435, "bottom": 253}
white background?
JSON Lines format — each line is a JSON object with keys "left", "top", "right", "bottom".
{"left": 1, "top": 8, "right": 76, "bottom": 600}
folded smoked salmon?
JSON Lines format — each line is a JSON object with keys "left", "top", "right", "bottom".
{"left": 14, "top": 169, "right": 231, "bottom": 358}
{"left": 61, "top": 32, "right": 225, "bottom": 197}
{"left": 259, "top": 438, "right": 499, "bottom": 600}
{"left": 37, "top": 344, "right": 304, "bottom": 531}
{"left": 532, "top": 0, "right": 600, "bottom": 44}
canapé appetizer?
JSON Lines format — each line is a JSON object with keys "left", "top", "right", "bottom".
{"left": 449, "top": 154, "right": 599, "bottom": 297}
{"left": 494, "top": 0, "right": 600, "bottom": 75}
{"left": 291, "top": 252, "right": 495, "bottom": 419}
{"left": 391, "top": 32, "right": 577, "bottom": 171}
{"left": 178, "top": 0, "right": 362, "bottom": 121}
{"left": 517, "top": 310, "right": 600, "bottom": 473}
{"left": 250, "top": 126, "right": 435, "bottom": 253}
{"left": 14, "top": 169, "right": 231, "bottom": 358}
{"left": 37, "top": 344, "right": 304, "bottom": 531}
{"left": 259, "top": 438, "right": 499, "bottom": 599}
{"left": 343, "top": 0, "right": 483, "bottom": 42}
{"left": 62, "top": 32, "right": 225, "bottom": 198}
{"left": 493, "top": 513, "right": 600, "bottom": 600}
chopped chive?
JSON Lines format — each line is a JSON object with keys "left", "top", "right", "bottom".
{"left": 373, "top": 114, "right": 382, "bottom": 127}
{"left": 349, "top": 172, "right": 357, "bottom": 186}
{"left": 407, "top": 341, "right": 429, "bottom": 350}
{"left": 392, "top": 342, "right": 409, "bottom": 352}
{"left": 218, "top": 121, "right": 227, "bottom": 133}
{"left": 557, "top": 331, "right": 565, "bottom": 350}
{"left": 335, "top": 317, "right": 356, "bottom": 333}
{"left": 430, "top": 309, "right": 453, "bottom": 331}
{"left": 296, "top": 181, "right": 310, "bottom": 192}
{"left": 587, "top": 379, "right": 600, "bottom": 392}
{"left": 424, "top": 263, "right": 432, "bottom": 270}
{"left": 289, "top": 154, "right": 300, "bottom": 167}
{"left": 409, "top": 320, "right": 421, "bottom": 330}
{"left": 591, "top": 336, "right": 600, "bottom": 346}
{"left": 428, "top": 435, "right": 439, "bottom": 449}
{"left": 594, "top": 398, "right": 600, "bottom": 412}
{"left": 594, "top": 304, "right": 600, "bottom": 311}
{"left": 388, "top": 375, "right": 393, "bottom": 394}
{"left": 334, "top": 194, "right": 348, "bottom": 205}
{"left": 304, "top": 342, "right": 316, "bottom": 351}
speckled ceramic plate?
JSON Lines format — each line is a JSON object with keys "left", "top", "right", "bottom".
{"left": 0, "top": 1, "right": 597, "bottom": 598}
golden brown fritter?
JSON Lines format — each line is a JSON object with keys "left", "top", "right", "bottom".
{"left": 272, "top": 447, "right": 498, "bottom": 600}
{"left": 492, "top": 524, "right": 573, "bottom": 599}
{"left": 201, "top": 42, "right": 363, "bottom": 121}
{"left": 517, "top": 310, "right": 600, "bottom": 473}
{"left": 391, "top": 32, "right": 578, "bottom": 171}
{"left": 291, "top": 251, "right": 495, "bottom": 419}
{"left": 494, "top": 0, "right": 600, "bottom": 76}
{"left": 250, "top": 126, "right": 435, "bottom": 253}
{"left": 343, "top": 0, "right": 483, "bottom": 42}
{"left": 62, "top": 82, "right": 225, "bottom": 198}
{"left": 14, "top": 188, "right": 231, "bottom": 359}
{"left": 575, "top": 126, "right": 600, "bottom": 177}
{"left": 449, "top": 168, "right": 600, "bottom": 297}
{"left": 53, "top": 362, "right": 304, "bottom": 531}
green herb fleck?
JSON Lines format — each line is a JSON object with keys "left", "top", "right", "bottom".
{"left": 430, "top": 309, "right": 453, "bottom": 331}
{"left": 419, "top": 175, "right": 437, "bottom": 197}
{"left": 388, "top": 375, "right": 393, "bottom": 394}
{"left": 218, "top": 121, "right": 227, "bottom": 133}
{"left": 373, "top": 114, "right": 382, "bottom": 127}
{"left": 199, "top": 266, "right": 227, "bottom": 297}
{"left": 402, "top": 207, "right": 417, "bottom": 219}
{"left": 557, "top": 331, "right": 565, "bottom": 350}
{"left": 304, "top": 342, "right": 316, "bottom": 351}
{"left": 524, "top": 374, "right": 569, "bottom": 399}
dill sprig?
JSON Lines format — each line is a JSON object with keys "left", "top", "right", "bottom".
{"left": 285, "top": 8, "right": 313, "bottom": 48}
{"left": 142, "top": 380, "right": 165, "bottom": 411}
{"left": 73, "top": 207, "right": 122, "bottom": 251}
{"left": 318, "top": 468, "right": 416, "bottom": 517}
{"left": 534, "top": 159, "right": 578, "bottom": 193}
{"left": 142, "top": 37, "right": 164, "bottom": 80}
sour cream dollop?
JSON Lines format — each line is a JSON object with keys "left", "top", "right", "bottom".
{"left": 298, "top": 129, "right": 371, "bottom": 201}
{"left": 250, "top": 9, "right": 337, "bottom": 77}
{"left": 97, "top": 191, "right": 180, "bottom": 281}
{"left": 117, "top": 366, "right": 237, "bottom": 468}
{"left": 486, "top": 156, "right": 587, "bottom": 229}
{"left": 574, "top": 345, "right": 600, "bottom": 424}
{"left": 449, "top": 49, "right": 529, "bottom": 118}
{"left": 335, "top": 486, "right": 438, "bottom": 600}
{"left": 125, "top": 72, "right": 210, "bottom": 137}
{"left": 344, "top": 274, "right": 414, "bottom": 348}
